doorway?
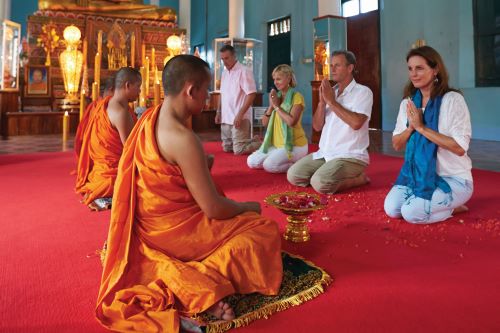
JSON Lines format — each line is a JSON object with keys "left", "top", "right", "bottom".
{"left": 267, "top": 17, "right": 291, "bottom": 91}
{"left": 347, "top": 10, "right": 381, "bottom": 129}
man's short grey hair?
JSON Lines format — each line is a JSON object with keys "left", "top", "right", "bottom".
{"left": 219, "top": 44, "right": 235, "bottom": 55}
{"left": 332, "top": 50, "right": 357, "bottom": 66}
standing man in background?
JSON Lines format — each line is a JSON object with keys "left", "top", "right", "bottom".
{"left": 215, "top": 44, "right": 260, "bottom": 154}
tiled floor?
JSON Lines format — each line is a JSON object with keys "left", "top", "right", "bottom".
{"left": 0, "top": 134, "right": 76, "bottom": 155}
{"left": 1, "top": 130, "right": 499, "bottom": 172}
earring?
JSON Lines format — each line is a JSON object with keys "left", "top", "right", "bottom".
{"left": 434, "top": 76, "right": 439, "bottom": 83}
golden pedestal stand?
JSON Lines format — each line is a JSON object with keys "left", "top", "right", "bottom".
{"left": 265, "top": 192, "right": 325, "bottom": 243}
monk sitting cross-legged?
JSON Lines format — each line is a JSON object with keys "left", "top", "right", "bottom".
{"left": 75, "top": 67, "right": 140, "bottom": 210}
{"left": 95, "top": 55, "right": 283, "bottom": 332}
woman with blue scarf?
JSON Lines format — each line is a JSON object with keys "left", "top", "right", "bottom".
{"left": 384, "top": 46, "right": 473, "bottom": 224}
{"left": 247, "top": 65, "right": 308, "bottom": 173}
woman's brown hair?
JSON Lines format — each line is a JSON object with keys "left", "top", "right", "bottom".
{"left": 403, "top": 46, "right": 459, "bottom": 99}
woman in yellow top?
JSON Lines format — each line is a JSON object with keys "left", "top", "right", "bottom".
{"left": 247, "top": 64, "right": 308, "bottom": 173}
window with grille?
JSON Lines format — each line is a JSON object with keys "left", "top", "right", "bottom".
{"left": 473, "top": 0, "right": 500, "bottom": 86}
{"left": 267, "top": 17, "right": 291, "bottom": 91}
{"left": 341, "top": 0, "right": 378, "bottom": 17}
{"left": 268, "top": 17, "right": 291, "bottom": 37}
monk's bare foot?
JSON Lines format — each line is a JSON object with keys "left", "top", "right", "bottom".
{"left": 452, "top": 205, "right": 469, "bottom": 215}
{"left": 207, "top": 301, "right": 235, "bottom": 321}
{"left": 88, "top": 201, "right": 100, "bottom": 211}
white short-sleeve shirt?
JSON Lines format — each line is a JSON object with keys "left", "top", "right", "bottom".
{"left": 313, "top": 79, "right": 373, "bottom": 164}
{"left": 393, "top": 91, "right": 472, "bottom": 181}
{"left": 220, "top": 62, "right": 257, "bottom": 125}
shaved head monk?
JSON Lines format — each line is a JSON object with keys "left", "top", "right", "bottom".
{"left": 75, "top": 67, "right": 141, "bottom": 210}
{"left": 96, "top": 55, "right": 283, "bottom": 332}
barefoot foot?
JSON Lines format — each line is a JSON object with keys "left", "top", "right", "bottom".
{"left": 207, "top": 301, "right": 235, "bottom": 321}
{"left": 252, "top": 134, "right": 263, "bottom": 143}
{"left": 336, "top": 173, "right": 370, "bottom": 192}
{"left": 452, "top": 205, "right": 469, "bottom": 215}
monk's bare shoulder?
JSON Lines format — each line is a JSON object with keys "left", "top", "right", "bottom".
{"left": 156, "top": 114, "right": 202, "bottom": 165}
{"left": 107, "top": 98, "right": 128, "bottom": 119}
{"left": 106, "top": 98, "right": 135, "bottom": 143}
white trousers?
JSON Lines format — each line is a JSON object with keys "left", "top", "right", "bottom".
{"left": 384, "top": 176, "right": 473, "bottom": 224}
{"left": 247, "top": 145, "right": 308, "bottom": 174}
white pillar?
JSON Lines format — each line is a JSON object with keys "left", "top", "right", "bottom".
{"left": 0, "top": 0, "right": 12, "bottom": 21}
{"left": 149, "top": 0, "right": 160, "bottom": 6}
{"left": 229, "top": 0, "right": 244, "bottom": 39}
{"left": 179, "top": 0, "right": 191, "bottom": 42}
{"left": 318, "top": 0, "right": 341, "bottom": 16}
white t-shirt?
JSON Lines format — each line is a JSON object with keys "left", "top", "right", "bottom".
{"left": 393, "top": 91, "right": 472, "bottom": 181}
{"left": 220, "top": 62, "right": 257, "bottom": 125}
{"left": 313, "top": 79, "right": 373, "bottom": 164}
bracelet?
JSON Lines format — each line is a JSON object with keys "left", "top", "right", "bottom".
{"left": 264, "top": 112, "right": 271, "bottom": 117}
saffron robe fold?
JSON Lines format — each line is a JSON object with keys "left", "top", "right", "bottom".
{"left": 75, "top": 96, "right": 135, "bottom": 205}
{"left": 96, "top": 106, "right": 283, "bottom": 333}
{"left": 74, "top": 100, "right": 97, "bottom": 157}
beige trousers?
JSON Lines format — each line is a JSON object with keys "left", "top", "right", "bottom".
{"left": 221, "top": 119, "right": 259, "bottom": 155}
{"left": 287, "top": 153, "right": 367, "bottom": 194}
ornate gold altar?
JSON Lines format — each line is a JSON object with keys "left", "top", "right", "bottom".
{"left": 24, "top": 0, "right": 183, "bottom": 112}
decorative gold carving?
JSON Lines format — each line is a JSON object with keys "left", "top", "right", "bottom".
{"left": 106, "top": 22, "right": 128, "bottom": 70}
{"left": 36, "top": 22, "right": 60, "bottom": 66}
{"left": 314, "top": 42, "right": 328, "bottom": 81}
{"left": 38, "top": 0, "right": 177, "bottom": 21}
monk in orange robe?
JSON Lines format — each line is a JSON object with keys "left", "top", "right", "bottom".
{"left": 75, "top": 67, "right": 140, "bottom": 210}
{"left": 75, "top": 77, "right": 116, "bottom": 158}
{"left": 96, "top": 55, "right": 283, "bottom": 332}
{"left": 28, "top": 68, "right": 48, "bottom": 94}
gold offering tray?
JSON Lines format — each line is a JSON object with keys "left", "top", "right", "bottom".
{"left": 265, "top": 192, "right": 325, "bottom": 242}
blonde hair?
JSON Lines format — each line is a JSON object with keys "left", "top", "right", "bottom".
{"left": 272, "top": 64, "right": 297, "bottom": 88}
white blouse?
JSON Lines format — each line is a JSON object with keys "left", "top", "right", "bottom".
{"left": 393, "top": 91, "right": 473, "bottom": 181}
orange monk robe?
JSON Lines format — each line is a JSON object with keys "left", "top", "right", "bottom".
{"left": 74, "top": 100, "right": 97, "bottom": 157}
{"left": 28, "top": 81, "right": 48, "bottom": 93}
{"left": 96, "top": 106, "right": 283, "bottom": 333}
{"left": 75, "top": 96, "right": 137, "bottom": 206}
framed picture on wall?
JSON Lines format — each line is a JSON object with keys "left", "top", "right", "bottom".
{"left": 25, "top": 65, "right": 50, "bottom": 97}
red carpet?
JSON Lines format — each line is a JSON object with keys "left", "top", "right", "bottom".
{"left": 1, "top": 143, "right": 500, "bottom": 332}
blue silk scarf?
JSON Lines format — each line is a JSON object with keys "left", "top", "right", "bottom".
{"left": 394, "top": 90, "right": 451, "bottom": 200}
